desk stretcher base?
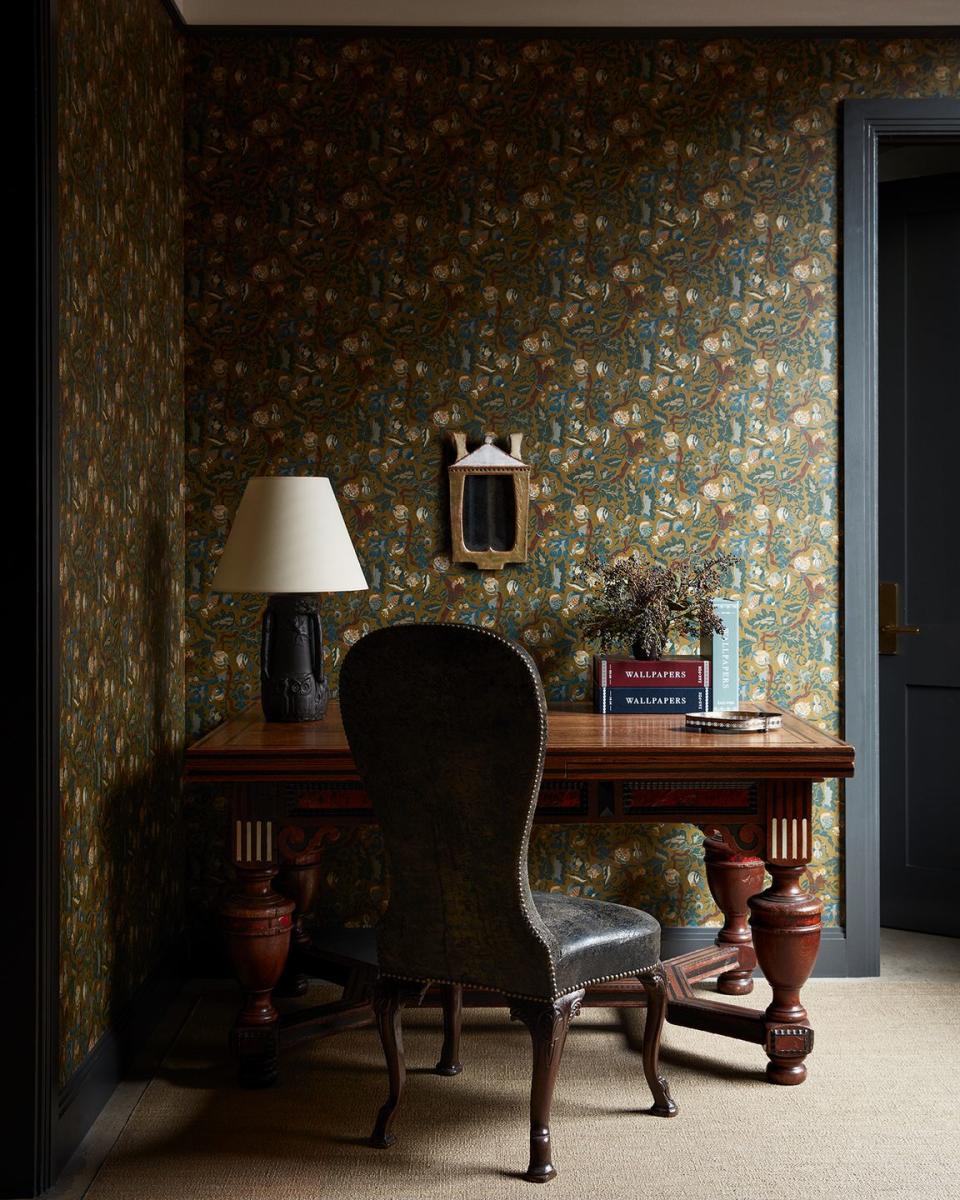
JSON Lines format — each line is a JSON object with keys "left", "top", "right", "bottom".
{"left": 223, "top": 779, "right": 824, "bottom": 1090}
{"left": 248, "top": 936, "right": 811, "bottom": 1093}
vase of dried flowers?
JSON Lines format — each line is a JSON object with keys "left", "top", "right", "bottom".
{"left": 577, "top": 550, "right": 738, "bottom": 660}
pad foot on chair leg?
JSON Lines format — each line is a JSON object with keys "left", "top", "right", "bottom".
{"left": 523, "top": 1128, "right": 557, "bottom": 1184}
{"left": 648, "top": 1082, "right": 679, "bottom": 1119}
{"left": 370, "top": 1102, "right": 398, "bottom": 1149}
{"left": 434, "top": 1061, "right": 464, "bottom": 1076}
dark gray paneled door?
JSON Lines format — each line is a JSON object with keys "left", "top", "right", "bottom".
{"left": 878, "top": 173, "right": 960, "bottom": 936}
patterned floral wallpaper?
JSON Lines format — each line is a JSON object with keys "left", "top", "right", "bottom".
{"left": 58, "top": 0, "right": 183, "bottom": 1084}
{"left": 184, "top": 35, "right": 959, "bottom": 938}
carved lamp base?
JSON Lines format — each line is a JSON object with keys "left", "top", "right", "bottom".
{"left": 260, "top": 594, "right": 329, "bottom": 723}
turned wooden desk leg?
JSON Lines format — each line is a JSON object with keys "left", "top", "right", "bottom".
{"left": 749, "top": 783, "right": 821, "bottom": 1086}
{"left": 222, "top": 844, "right": 294, "bottom": 1087}
{"left": 702, "top": 834, "right": 765, "bottom": 996}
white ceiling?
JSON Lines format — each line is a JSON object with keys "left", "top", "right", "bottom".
{"left": 171, "top": 0, "right": 960, "bottom": 27}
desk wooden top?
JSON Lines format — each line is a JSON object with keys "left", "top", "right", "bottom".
{"left": 185, "top": 700, "right": 854, "bottom": 784}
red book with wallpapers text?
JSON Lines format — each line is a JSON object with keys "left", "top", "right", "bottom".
{"left": 593, "top": 654, "right": 711, "bottom": 690}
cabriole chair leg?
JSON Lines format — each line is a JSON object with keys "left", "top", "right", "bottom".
{"left": 436, "top": 983, "right": 464, "bottom": 1075}
{"left": 638, "top": 965, "right": 678, "bottom": 1117}
{"left": 370, "top": 979, "right": 418, "bottom": 1148}
{"left": 510, "top": 990, "right": 584, "bottom": 1183}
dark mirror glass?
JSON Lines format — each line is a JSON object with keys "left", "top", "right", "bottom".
{"left": 463, "top": 473, "right": 516, "bottom": 552}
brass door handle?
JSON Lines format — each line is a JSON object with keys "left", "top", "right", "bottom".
{"left": 879, "top": 582, "right": 920, "bottom": 654}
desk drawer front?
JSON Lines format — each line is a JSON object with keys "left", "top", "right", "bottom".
{"left": 234, "top": 779, "right": 759, "bottom": 829}
{"left": 282, "top": 782, "right": 374, "bottom": 818}
{"left": 259, "top": 781, "right": 595, "bottom": 821}
{"left": 622, "top": 780, "right": 758, "bottom": 819}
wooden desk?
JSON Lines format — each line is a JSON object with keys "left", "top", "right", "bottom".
{"left": 185, "top": 701, "right": 854, "bottom": 1089}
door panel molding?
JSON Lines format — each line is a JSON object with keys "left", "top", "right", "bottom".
{"left": 842, "top": 98, "right": 960, "bottom": 977}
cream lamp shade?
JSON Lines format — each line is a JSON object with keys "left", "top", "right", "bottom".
{"left": 212, "top": 476, "right": 367, "bottom": 595}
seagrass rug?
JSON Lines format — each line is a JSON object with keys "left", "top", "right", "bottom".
{"left": 82, "top": 977, "right": 960, "bottom": 1200}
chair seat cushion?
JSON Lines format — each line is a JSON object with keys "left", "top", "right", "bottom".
{"left": 532, "top": 891, "right": 661, "bottom": 996}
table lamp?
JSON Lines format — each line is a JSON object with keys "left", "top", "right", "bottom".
{"left": 212, "top": 476, "right": 367, "bottom": 722}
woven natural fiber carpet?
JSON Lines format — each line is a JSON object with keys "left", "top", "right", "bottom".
{"left": 85, "top": 979, "right": 959, "bottom": 1200}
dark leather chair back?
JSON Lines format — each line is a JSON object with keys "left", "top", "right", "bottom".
{"left": 339, "top": 622, "right": 557, "bottom": 998}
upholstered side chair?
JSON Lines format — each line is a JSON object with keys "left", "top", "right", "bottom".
{"left": 339, "top": 622, "right": 677, "bottom": 1184}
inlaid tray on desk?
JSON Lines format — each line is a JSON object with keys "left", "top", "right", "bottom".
{"left": 685, "top": 710, "right": 784, "bottom": 734}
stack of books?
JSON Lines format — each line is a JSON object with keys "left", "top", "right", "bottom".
{"left": 593, "top": 655, "right": 711, "bottom": 714}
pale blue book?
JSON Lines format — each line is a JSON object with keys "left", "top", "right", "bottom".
{"left": 701, "top": 599, "right": 740, "bottom": 710}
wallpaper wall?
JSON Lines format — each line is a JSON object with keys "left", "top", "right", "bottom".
{"left": 184, "top": 34, "right": 960, "bottom": 936}
{"left": 58, "top": 0, "right": 184, "bottom": 1084}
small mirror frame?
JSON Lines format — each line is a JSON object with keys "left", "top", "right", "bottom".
{"left": 448, "top": 432, "right": 531, "bottom": 570}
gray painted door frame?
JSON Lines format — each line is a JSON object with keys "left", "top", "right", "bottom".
{"left": 842, "top": 98, "right": 960, "bottom": 977}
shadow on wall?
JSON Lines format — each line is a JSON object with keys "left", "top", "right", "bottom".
{"left": 103, "top": 511, "right": 185, "bottom": 1014}
{"left": 100, "top": 748, "right": 184, "bottom": 1018}
{"left": 66, "top": 514, "right": 185, "bottom": 1067}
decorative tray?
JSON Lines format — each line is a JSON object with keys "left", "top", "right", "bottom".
{"left": 684, "top": 710, "right": 783, "bottom": 734}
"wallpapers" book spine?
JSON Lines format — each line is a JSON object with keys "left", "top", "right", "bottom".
{"left": 594, "top": 686, "right": 711, "bottom": 715}
{"left": 594, "top": 655, "right": 710, "bottom": 689}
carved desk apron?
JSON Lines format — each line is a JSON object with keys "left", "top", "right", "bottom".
{"left": 184, "top": 701, "right": 854, "bottom": 1089}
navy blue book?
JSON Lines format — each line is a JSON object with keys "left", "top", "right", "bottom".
{"left": 594, "top": 686, "right": 710, "bottom": 715}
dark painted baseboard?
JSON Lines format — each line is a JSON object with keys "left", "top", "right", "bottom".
{"left": 660, "top": 925, "right": 849, "bottom": 977}
{"left": 55, "top": 959, "right": 183, "bottom": 1177}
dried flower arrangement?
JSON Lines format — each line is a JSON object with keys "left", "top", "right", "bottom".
{"left": 576, "top": 549, "right": 739, "bottom": 660}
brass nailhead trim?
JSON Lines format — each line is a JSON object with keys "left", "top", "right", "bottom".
{"left": 382, "top": 960, "right": 664, "bottom": 1004}
{"left": 435, "top": 623, "right": 557, "bottom": 993}
{"left": 389, "top": 625, "right": 663, "bottom": 1004}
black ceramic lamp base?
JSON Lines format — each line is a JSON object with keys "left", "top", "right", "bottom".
{"left": 260, "top": 593, "right": 329, "bottom": 722}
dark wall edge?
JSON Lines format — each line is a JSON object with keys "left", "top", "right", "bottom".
{"left": 841, "top": 98, "right": 960, "bottom": 979}
{"left": 2, "top": 1, "right": 60, "bottom": 1196}
{"left": 159, "top": 0, "right": 188, "bottom": 32}
{"left": 5, "top": 0, "right": 186, "bottom": 1193}
{"left": 174, "top": 23, "right": 960, "bottom": 37}
{"left": 50, "top": 0, "right": 189, "bottom": 1184}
